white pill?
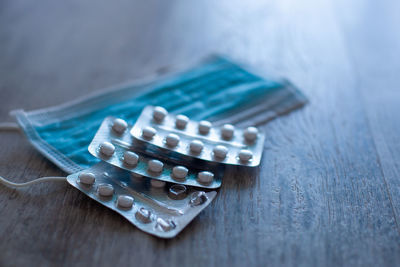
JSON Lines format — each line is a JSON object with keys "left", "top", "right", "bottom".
{"left": 153, "top": 106, "right": 167, "bottom": 122}
{"left": 79, "top": 172, "right": 95, "bottom": 185}
{"left": 190, "top": 140, "right": 204, "bottom": 154}
{"left": 155, "top": 218, "right": 175, "bottom": 232}
{"left": 98, "top": 183, "right": 114, "bottom": 197}
{"left": 123, "top": 151, "right": 139, "bottom": 166}
{"left": 221, "top": 124, "right": 235, "bottom": 139}
{"left": 112, "top": 118, "right": 128, "bottom": 133}
{"left": 131, "top": 172, "right": 143, "bottom": 180}
{"left": 135, "top": 207, "right": 152, "bottom": 223}
{"left": 198, "top": 120, "right": 212, "bottom": 135}
{"left": 165, "top": 133, "right": 180, "bottom": 147}
{"left": 244, "top": 127, "right": 259, "bottom": 142}
{"left": 197, "top": 171, "right": 214, "bottom": 184}
{"left": 175, "top": 114, "right": 189, "bottom": 129}
{"left": 239, "top": 149, "right": 253, "bottom": 162}
{"left": 150, "top": 179, "right": 166, "bottom": 188}
{"left": 117, "top": 195, "right": 134, "bottom": 209}
{"left": 148, "top": 160, "right": 163, "bottom": 173}
{"left": 213, "top": 145, "right": 228, "bottom": 159}
{"left": 142, "top": 126, "right": 156, "bottom": 139}
{"left": 99, "top": 141, "right": 115, "bottom": 157}
{"left": 172, "top": 166, "right": 188, "bottom": 180}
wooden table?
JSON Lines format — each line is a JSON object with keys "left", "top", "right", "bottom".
{"left": 1, "top": 0, "right": 399, "bottom": 266}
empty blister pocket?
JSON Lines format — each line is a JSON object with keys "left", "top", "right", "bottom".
{"left": 67, "top": 161, "right": 217, "bottom": 239}
{"left": 130, "top": 106, "right": 265, "bottom": 167}
{"left": 88, "top": 117, "right": 224, "bottom": 189}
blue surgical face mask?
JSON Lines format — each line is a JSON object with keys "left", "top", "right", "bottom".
{"left": 11, "top": 55, "right": 307, "bottom": 173}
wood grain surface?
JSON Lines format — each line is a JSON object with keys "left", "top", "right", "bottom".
{"left": 0, "top": 0, "right": 399, "bottom": 266}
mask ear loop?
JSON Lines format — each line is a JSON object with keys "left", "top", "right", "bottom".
{"left": 0, "top": 122, "right": 67, "bottom": 188}
{"left": 0, "top": 122, "right": 20, "bottom": 131}
{"left": 0, "top": 176, "right": 66, "bottom": 188}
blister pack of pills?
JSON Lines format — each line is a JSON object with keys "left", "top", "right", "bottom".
{"left": 88, "top": 117, "right": 223, "bottom": 189}
{"left": 130, "top": 106, "right": 266, "bottom": 167}
{"left": 67, "top": 161, "right": 217, "bottom": 238}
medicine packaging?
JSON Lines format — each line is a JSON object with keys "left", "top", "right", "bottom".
{"left": 130, "top": 106, "right": 265, "bottom": 167}
{"left": 67, "top": 162, "right": 217, "bottom": 239}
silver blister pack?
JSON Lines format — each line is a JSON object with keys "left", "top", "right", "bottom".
{"left": 88, "top": 117, "right": 223, "bottom": 189}
{"left": 130, "top": 106, "right": 266, "bottom": 167}
{"left": 67, "top": 161, "right": 217, "bottom": 239}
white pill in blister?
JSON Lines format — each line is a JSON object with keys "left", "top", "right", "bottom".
{"left": 198, "top": 120, "right": 212, "bottom": 135}
{"left": 221, "top": 124, "right": 235, "bottom": 139}
{"left": 175, "top": 114, "right": 189, "bottom": 129}
{"left": 98, "top": 183, "right": 114, "bottom": 197}
{"left": 148, "top": 160, "right": 163, "bottom": 173}
{"left": 239, "top": 149, "right": 253, "bottom": 162}
{"left": 117, "top": 195, "right": 134, "bottom": 209}
{"left": 213, "top": 145, "right": 228, "bottom": 159}
{"left": 172, "top": 166, "right": 188, "bottom": 180}
{"left": 153, "top": 106, "right": 167, "bottom": 122}
{"left": 99, "top": 142, "right": 115, "bottom": 156}
{"left": 165, "top": 133, "right": 180, "bottom": 147}
{"left": 197, "top": 171, "right": 214, "bottom": 184}
{"left": 131, "top": 172, "right": 143, "bottom": 180}
{"left": 244, "top": 126, "right": 259, "bottom": 142}
{"left": 135, "top": 207, "right": 152, "bottom": 223}
{"left": 190, "top": 140, "right": 204, "bottom": 154}
{"left": 150, "top": 179, "right": 166, "bottom": 188}
{"left": 123, "top": 151, "right": 139, "bottom": 166}
{"left": 156, "top": 218, "right": 175, "bottom": 232}
{"left": 142, "top": 126, "right": 156, "bottom": 139}
{"left": 79, "top": 172, "right": 96, "bottom": 185}
{"left": 112, "top": 118, "right": 128, "bottom": 133}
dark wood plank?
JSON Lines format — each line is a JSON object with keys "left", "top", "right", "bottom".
{"left": 0, "top": 0, "right": 399, "bottom": 266}
{"left": 335, "top": 0, "right": 400, "bottom": 230}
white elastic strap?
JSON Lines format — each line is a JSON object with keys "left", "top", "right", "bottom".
{"left": 0, "top": 122, "right": 19, "bottom": 131}
{"left": 0, "top": 175, "right": 66, "bottom": 188}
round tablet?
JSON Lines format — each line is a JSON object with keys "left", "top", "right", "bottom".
{"left": 175, "top": 115, "right": 189, "bottom": 129}
{"left": 153, "top": 106, "right": 167, "bottom": 122}
{"left": 165, "top": 133, "right": 180, "bottom": 147}
{"left": 79, "top": 172, "right": 95, "bottom": 185}
{"left": 172, "top": 166, "right": 188, "bottom": 180}
{"left": 150, "top": 179, "right": 166, "bottom": 188}
{"left": 123, "top": 151, "right": 139, "bottom": 166}
{"left": 244, "top": 127, "right": 259, "bottom": 142}
{"left": 131, "top": 172, "right": 143, "bottom": 180}
{"left": 141, "top": 126, "right": 156, "bottom": 140}
{"left": 238, "top": 149, "right": 253, "bottom": 162}
{"left": 117, "top": 195, "right": 134, "bottom": 209}
{"left": 168, "top": 184, "right": 187, "bottom": 200}
{"left": 189, "top": 140, "right": 204, "bottom": 154}
{"left": 221, "top": 124, "right": 235, "bottom": 139}
{"left": 112, "top": 118, "right": 128, "bottom": 133}
{"left": 148, "top": 160, "right": 163, "bottom": 173}
{"left": 197, "top": 171, "right": 214, "bottom": 184}
{"left": 213, "top": 145, "right": 228, "bottom": 159}
{"left": 97, "top": 183, "right": 114, "bottom": 197}
{"left": 198, "top": 120, "right": 212, "bottom": 135}
{"left": 135, "top": 207, "right": 152, "bottom": 223}
{"left": 99, "top": 142, "right": 115, "bottom": 157}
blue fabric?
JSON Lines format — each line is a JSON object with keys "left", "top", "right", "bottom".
{"left": 14, "top": 56, "right": 306, "bottom": 172}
